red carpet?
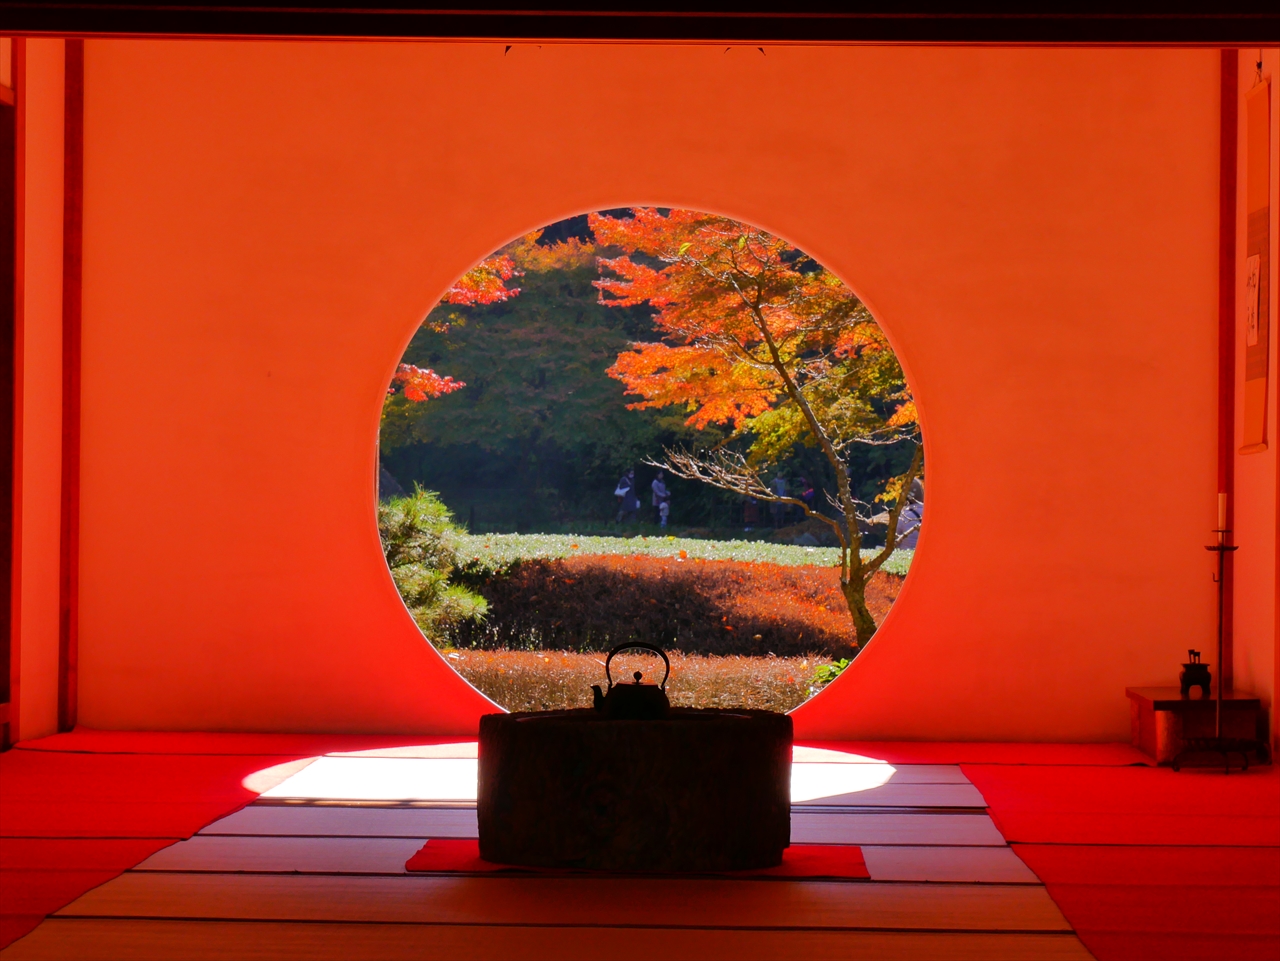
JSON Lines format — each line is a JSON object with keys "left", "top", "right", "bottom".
{"left": 964, "top": 763, "right": 1280, "bottom": 846}
{"left": 802, "top": 740, "right": 1153, "bottom": 766}
{"left": 12, "top": 729, "right": 475, "bottom": 756}
{"left": 963, "top": 763, "right": 1280, "bottom": 961}
{"left": 405, "top": 837, "right": 870, "bottom": 879}
{"left": 0, "top": 729, "right": 406, "bottom": 949}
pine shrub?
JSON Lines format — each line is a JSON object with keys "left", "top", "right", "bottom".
{"left": 378, "top": 488, "right": 488, "bottom": 642}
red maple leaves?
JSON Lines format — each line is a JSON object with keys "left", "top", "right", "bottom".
{"left": 591, "top": 208, "right": 908, "bottom": 434}
{"left": 442, "top": 253, "right": 521, "bottom": 306}
{"left": 390, "top": 364, "right": 465, "bottom": 402}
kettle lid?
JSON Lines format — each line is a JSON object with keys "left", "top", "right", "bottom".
{"left": 604, "top": 642, "right": 670, "bottom": 692}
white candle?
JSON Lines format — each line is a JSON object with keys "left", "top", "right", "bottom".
{"left": 1218, "top": 492, "right": 1227, "bottom": 530}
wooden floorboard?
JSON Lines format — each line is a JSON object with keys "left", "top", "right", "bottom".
{"left": 136, "top": 836, "right": 423, "bottom": 874}
{"left": 859, "top": 846, "right": 1038, "bottom": 883}
{"left": 135, "top": 836, "right": 1037, "bottom": 883}
{"left": 1, "top": 920, "right": 1094, "bottom": 961}
{"left": 857, "top": 765, "right": 972, "bottom": 784}
{"left": 791, "top": 812, "right": 1007, "bottom": 846}
{"left": 53, "top": 874, "right": 1072, "bottom": 931}
{"left": 202, "top": 805, "right": 1006, "bottom": 846}
{"left": 199, "top": 806, "right": 478, "bottom": 838}
{"left": 791, "top": 782, "right": 986, "bottom": 808}
{"left": 794, "top": 761, "right": 974, "bottom": 782}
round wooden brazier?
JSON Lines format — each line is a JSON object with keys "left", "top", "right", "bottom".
{"left": 478, "top": 708, "right": 792, "bottom": 872}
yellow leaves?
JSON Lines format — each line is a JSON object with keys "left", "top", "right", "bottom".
{"left": 832, "top": 322, "right": 886, "bottom": 358}
{"left": 507, "top": 231, "right": 597, "bottom": 273}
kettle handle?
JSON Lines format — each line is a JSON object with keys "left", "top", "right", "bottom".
{"left": 604, "top": 642, "right": 671, "bottom": 691}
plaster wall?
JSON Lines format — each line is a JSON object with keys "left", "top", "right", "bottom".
{"left": 76, "top": 40, "right": 1222, "bottom": 739}
{"left": 11, "top": 39, "right": 63, "bottom": 742}
{"left": 1233, "top": 47, "right": 1279, "bottom": 745}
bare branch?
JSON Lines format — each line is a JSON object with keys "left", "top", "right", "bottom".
{"left": 652, "top": 448, "right": 847, "bottom": 548}
{"left": 862, "top": 441, "right": 923, "bottom": 581}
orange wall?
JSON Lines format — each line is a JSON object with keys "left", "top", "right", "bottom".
{"left": 1233, "top": 48, "right": 1279, "bottom": 745}
{"left": 76, "top": 40, "right": 1223, "bottom": 739}
{"left": 11, "top": 39, "right": 63, "bottom": 742}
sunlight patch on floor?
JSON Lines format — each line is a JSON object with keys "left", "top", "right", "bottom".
{"left": 249, "top": 754, "right": 897, "bottom": 803}
{"left": 257, "top": 757, "right": 480, "bottom": 801}
{"left": 790, "top": 761, "right": 896, "bottom": 802}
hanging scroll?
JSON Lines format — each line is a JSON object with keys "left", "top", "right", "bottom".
{"left": 1241, "top": 79, "right": 1271, "bottom": 453}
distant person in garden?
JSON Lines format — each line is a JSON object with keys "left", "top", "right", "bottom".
{"left": 771, "top": 475, "right": 788, "bottom": 527}
{"left": 797, "top": 476, "right": 815, "bottom": 513}
{"left": 651, "top": 471, "right": 670, "bottom": 525}
{"left": 615, "top": 469, "right": 640, "bottom": 524}
{"left": 895, "top": 478, "right": 924, "bottom": 549}
{"left": 743, "top": 496, "right": 760, "bottom": 530}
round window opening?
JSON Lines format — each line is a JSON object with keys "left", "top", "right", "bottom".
{"left": 377, "top": 208, "right": 922, "bottom": 713}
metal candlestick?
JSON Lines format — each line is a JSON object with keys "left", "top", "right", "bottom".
{"left": 1207, "top": 527, "right": 1238, "bottom": 741}
{"left": 1173, "top": 526, "right": 1249, "bottom": 772}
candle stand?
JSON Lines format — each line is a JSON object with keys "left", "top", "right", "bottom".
{"left": 1171, "top": 527, "right": 1265, "bottom": 773}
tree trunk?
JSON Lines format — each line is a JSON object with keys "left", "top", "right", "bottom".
{"left": 840, "top": 575, "right": 879, "bottom": 651}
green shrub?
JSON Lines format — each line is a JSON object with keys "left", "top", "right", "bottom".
{"left": 377, "top": 488, "right": 487, "bottom": 642}
{"left": 809, "top": 658, "right": 851, "bottom": 697}
{"left": 455, "top": 532, "right": 914, "bottom": 575}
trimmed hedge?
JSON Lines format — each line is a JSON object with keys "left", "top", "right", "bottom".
{"left": 449, "top": 554, "right": 902, "bottom": 658}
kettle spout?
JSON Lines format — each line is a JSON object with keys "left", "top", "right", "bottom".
{"left": 591, "top": 684, "right": 605, "bottom": 712}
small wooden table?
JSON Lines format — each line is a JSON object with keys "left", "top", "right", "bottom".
{"left": 1126, "top": 687, "right": 1267, "bottom": 765}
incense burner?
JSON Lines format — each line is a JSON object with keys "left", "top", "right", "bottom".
{"left": 1179, "top": 649, "right": 1211, "bottom": 699}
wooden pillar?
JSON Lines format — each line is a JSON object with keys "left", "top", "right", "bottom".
{"left": 1219, "top": 48, "right": 1238, "bottom": 692}
{"left": 58, "top": 39, "right": 81, "bottom": 732}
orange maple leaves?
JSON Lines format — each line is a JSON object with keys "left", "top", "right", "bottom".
{"left": 442, "top": 252, "right": 521, "bottom": 306}
{"left": 607, "top": 344, "right": 779, "bottom": 430}
{"left": 593, "top": 208, "right": 904, "bottom": 433}
{"left": 390, "top": 364, "right": 465, "bottom": 402}
{"left": 397, "top": 234, "right": 598, "bottom": 404}
{"left": 394, "top": 252, "right": 524, "bottom": 403}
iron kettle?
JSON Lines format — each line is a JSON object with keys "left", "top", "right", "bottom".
{"left": 592, "top": 642, "right": 671, "bottom": 720}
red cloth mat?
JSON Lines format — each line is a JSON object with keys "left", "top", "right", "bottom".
{"left": 0, "top": 731, "right": 341, "bottom": 951}
{"left": 961, "top": 764, "right": 1280, "bottom": 846}
{"left": 405, "top": 838, "right": 870, "bottom": 879}
{"left": 964, "top": 764, "right": 1280, "bottom": 961}
{"left": 803, "top": 740, "right": 1152, "bottom": 766}
{"left": 15, "top": 728, "right": 473, "bottom": 756}
{"left": 1012, "top": 844, "right": 1280, "bottom": 886}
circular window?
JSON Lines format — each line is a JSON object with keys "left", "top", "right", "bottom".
{"left": 377, "top": 208, "right": 922, "bottom": 712}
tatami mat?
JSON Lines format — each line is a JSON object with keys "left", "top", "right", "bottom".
{"left": 2, "top": 920, "right": 1095, "bottom": 961}
{"left": 3, "top": 749, "right": 1095, "bottom": 960}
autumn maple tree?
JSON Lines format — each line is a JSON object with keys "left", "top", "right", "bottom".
{"left": 594, "top": 208, "right": 921, "bottom": 648}
{"left": 385, "top": 251, "right": 523, "bottom": 405}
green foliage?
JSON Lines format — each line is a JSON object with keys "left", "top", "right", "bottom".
{"left": 382, "top": 249, "right": 686, "bottom": 460}
{"left": 379, "top": 233, "right": 739, "bottom": 530}
{"left": 377, "top": 216, "right": 916, "bottom": 536}
{"left": 453, "top": 532, "right": 914, "bottom": 577}
{"left": 810, "top": 657, "right": 851, "bottom": 689}
{"left": 377, "top": 488, "right": 488, "bottom": 641}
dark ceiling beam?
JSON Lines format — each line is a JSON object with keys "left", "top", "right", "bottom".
{"left": 0, "top": 4, "right": 1278, "bottom": 44}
